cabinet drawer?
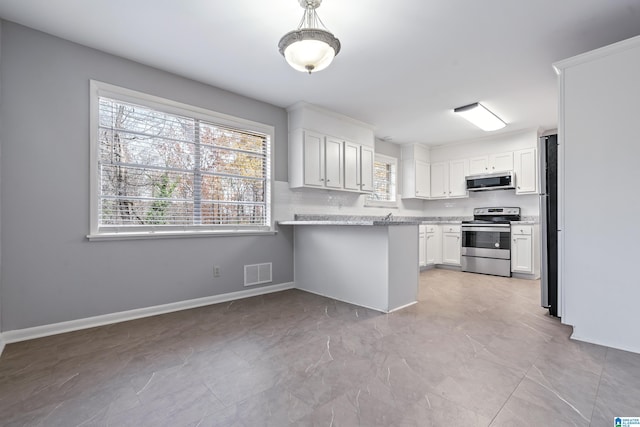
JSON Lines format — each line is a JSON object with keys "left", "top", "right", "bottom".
{"left": 425, "top": 224, "right": 437, "bottom": 233}
{"left": 442, "top": 225, "right": 461, "bottom": 233}
{"left": 511, "top": 225, "right": 532, "bottom": 235}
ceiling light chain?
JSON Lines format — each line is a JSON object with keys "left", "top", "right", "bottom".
{"left": 278, "top": 0, "right": 341, "bottom": 74}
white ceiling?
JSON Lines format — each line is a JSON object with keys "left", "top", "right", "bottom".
{"left": 1, "top": 0, "right": 639, "bottom": 145}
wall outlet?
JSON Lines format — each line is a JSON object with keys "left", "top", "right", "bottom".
{"left": 213, "top": 266, "right": 221, "bottom": 277}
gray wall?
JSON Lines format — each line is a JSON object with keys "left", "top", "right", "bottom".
{"left": 0, "top": 21, "right": 293, "bottom": 331}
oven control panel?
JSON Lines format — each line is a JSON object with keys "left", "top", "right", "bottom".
{"left": 474, "top": 207, "right": 520, "bottom": 216}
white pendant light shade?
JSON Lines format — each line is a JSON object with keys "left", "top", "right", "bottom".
{"left": 454, "top": 103, "right": 506, "bottom": 131}
{"left": 279, "top": 0, "right": 340, "bottom": 74}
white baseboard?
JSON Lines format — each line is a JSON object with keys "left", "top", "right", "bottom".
{"left": 0, "top": 282, "right": 295, "bottom": 347}
{"left": 388, "top": 301, "right": 418, "bottom": 313}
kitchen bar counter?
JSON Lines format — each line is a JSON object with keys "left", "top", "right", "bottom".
{"left": 280, "top": 218, "right": 419, "bottom": 313}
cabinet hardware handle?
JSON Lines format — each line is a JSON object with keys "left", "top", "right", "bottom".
{"left": 320, "top": 178, "right": 324, "bottom": 181}
{"left": 327, "top": 179, "right": 330, "bottom": 182}
{"left": 517, "top": 186, "right": 521, "bottom": 189}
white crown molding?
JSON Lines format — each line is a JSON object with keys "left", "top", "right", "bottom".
{"left": 553, "top": 34, "right": 640, "bottom": 73}
{"left": 1, "top": 282, "right": 295, "bottom": 346}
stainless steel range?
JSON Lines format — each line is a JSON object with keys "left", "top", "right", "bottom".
{"left": 461, "top": 207, "right": 521, "bottom": 277}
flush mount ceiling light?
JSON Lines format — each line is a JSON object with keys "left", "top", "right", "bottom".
{"left": 278, "top": 0, "right": 341, "bottom": 74}
{"left": 454, "top": 102, "right": 506, "bottom": 131}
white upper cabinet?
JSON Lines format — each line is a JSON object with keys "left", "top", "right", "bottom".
{"left": 288, "top": 103, "right": 375, "bottom": 192}
{"left": 343, "top": 141, "right": 360, "bottom": 191}
{"left": 431, "top": 160, "right": 468, "bottom": 199}
{"left": 296, "top": 130, "right": 343, "bottom": 189}
{"left": 430, "top": 162, "right": 449, "bottom": 199}
{"left": 401, "top": 145, "right": 430, "bottom": 199}
{"left": 469, "top": 156, "right": 489, "bottom": 175}
{"left": 469, "top": 152, "right": 513, "bottom": 175}
{"left": 491, "top": 152, "right": 514, "bottom": 172}
{"left": 343, "top": 141, "right": 373, "bottom": 193}
{"left": 448, "top": 159, "right": 469, "bottom": 197}
{"left": 360, "top": 145, "right": 374, "bottom": 193}
{"left": 324, "top": 136, "right": 344, "bottom": 189}
{"left": 302, "top": 130, "right": 325, "bottom": 187}
{"left": 514, "top": 148, "right": 537, "bottom": 194}
{"left": 414, "top": 160, "right": 431, "bottom": 198}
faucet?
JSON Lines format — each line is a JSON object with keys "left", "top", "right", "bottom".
{"left": 384, "top": 212, "right": 393, "bottom": 221}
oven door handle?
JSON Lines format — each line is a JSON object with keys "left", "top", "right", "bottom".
{"left": 462, "top": 226, "right": 510, "bottom": 233}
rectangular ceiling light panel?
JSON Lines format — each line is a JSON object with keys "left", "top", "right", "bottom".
{"left": 454, "top": 102, "right": 506, "bottom": 131}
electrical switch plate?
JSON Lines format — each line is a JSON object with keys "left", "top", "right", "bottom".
{"left": 213, "top": 266, "right": 221, "bottom": 277}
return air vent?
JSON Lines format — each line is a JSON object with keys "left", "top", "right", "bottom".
{"left": 244, "top": 263, "right": 272, "bottom": 287}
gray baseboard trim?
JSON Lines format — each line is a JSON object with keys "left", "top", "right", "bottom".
{"left": 1, "top": 282, "right": 295, "bottom": 346}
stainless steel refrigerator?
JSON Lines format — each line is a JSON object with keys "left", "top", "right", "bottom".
{"left": 539, "top": 134, "right": 558, "bottom": 317}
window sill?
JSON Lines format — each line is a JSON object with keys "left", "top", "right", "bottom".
{"left": 87, "top": 229, "right": 277, "bottom": 241}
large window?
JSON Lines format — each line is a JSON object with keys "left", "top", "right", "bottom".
{"left": 89, "top": 81, "right": 273, "bottom": 239}
{"left": 366, "top": 154, "right": 397, "bottom": 207}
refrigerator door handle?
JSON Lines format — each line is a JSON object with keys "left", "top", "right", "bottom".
{"left": 540, "top": 194, "right": 549, "bottom": 308}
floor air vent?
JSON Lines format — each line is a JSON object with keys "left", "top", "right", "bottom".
{"left": 244, "top": 263, "right": 272, "bottom": 287}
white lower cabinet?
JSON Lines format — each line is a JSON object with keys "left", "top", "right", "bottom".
{"left": 511, "top": 225, "right": 533, "bottom": 273}
{"left": 419, "top": 225, "right": 426, "bottom": 267}
{"left": 441, "top": 225, "right": 461, "bottom": 266}
{"left": 425, "top": 225, "right": 440, "bottom": 265}
{"left": 419, "top": 224, "right": 459, "bottom": 267}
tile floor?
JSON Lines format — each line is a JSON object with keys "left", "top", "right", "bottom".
{"left": 0, "top": 269, "right": 638, "bottom": 426}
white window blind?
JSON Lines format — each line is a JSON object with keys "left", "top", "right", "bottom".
{"left": 90, "top": 82, "right": 272, "bottom": 237}
{"left": 366, "top": 155, "right": 397, "bottom": 206}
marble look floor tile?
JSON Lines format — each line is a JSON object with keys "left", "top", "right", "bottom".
{"left": 395, "top": 391, "right": 492, "bottom": 427}
{"left": 430, "top": 356, "right": 525, "bottom": 419}
{"left": 589, "top": 348, "right": 640, "bottom": 425}
{"left": 490, "top": 377, "right": 590, "bottom": 427}
{"left": 1, "top": 269, "right": 634, "bottom": 426}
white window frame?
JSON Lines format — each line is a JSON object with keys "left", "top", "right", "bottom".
{"left": 365, "top": 154, "right": 398, "bottom": 208}
{"left": 88, "top": 80, "right": 275, "bottom": 241}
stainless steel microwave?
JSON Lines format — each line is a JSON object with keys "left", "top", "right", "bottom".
{"left": 466, "top": 171, "right": 516, "bottom": 191}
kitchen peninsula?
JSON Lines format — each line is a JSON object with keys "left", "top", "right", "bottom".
{"left": 278, "top": 216, "right": 420, "bottom": 313}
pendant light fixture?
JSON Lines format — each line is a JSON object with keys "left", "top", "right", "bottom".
{"left": 278, "top": 0, "right": 341, "bottom": 74}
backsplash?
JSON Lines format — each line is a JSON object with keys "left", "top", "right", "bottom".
{"left": 273, "top": 181, "right": 540, "bottom": 221}
{"left": 273, "top": 181, "right": 425, "bottom": 221}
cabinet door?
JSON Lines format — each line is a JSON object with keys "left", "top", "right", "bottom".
{"left": 419, "top": 226, "right": 426, "bottom": 267}
{"left": 343, "top": 142, "right": 360, "bottom": 191}
{"left": 430, "top": 162, "right": 449, "bottom": 199}
{"left": 324, "top": 136, "right": 343, "bottom": 189}
{"left": 469, "top": 156, "right": 489, "bottom": 175}
{"left": 415, "top": 160, "right": 431, "bottom": 198}
{"left": 448, "top": 159, "right": 469, "bottom": 197}
{"left": 425, "top": 232, "right": 437, "bottom": 265}
{"left": 514, "top": 148, "right": 537, "bottom": 194}
{"left": 511, "top": 234, "right": 533, "bottom": 273}
{"left": 360, "top": 146, "right": 374, "bottom": 193}
{"left": 490, "top": 152, "right": 514, "bottom": 172}
{"left": 303, "top": 131, "right": 325, "bottom": 187}
{"left": 442, "top": 232, "right": 461, "bottom": 265}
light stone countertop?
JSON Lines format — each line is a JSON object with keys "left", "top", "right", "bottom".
{"left": 279, "top": 214, "right": 539, "bottom": 226}
{"left": 277, "top": 220, "right": 420, "bottom": 226}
